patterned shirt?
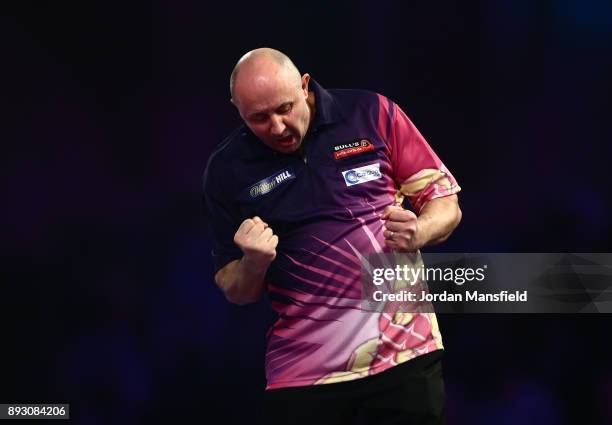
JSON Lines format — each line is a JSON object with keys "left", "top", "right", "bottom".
{"left": 203, "top": 79, "right": 461, "bottom": 389}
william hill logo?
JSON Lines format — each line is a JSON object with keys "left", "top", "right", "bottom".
{"left": 249, "top": 168, "right": 295, "bottom": 198}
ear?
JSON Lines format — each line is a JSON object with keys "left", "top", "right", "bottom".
{"left": 230, "top": 97, "right": 245, "bottom": 120}
{"left": 301, "top": 73, "right": 310, "bottom": 97}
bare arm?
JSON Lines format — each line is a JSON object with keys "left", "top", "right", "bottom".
{"left": 414, "top": 194, "right": 462, "bottom": 247}
{"left": 214, "top": 216, "right": 278, "bottom": 305}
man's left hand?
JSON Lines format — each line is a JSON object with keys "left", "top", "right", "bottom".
{"left": 381, "top": 205, "right": 421, "bottom": 252}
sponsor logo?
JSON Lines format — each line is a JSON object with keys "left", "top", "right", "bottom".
{"left": 249, "top": 168, "right": 295, "bottom": 198}
{"left": 333, "top": 139, "right": 375, "bottom": 160}
{"left": 341, "top": 163, "right": 382, "bottom": 187}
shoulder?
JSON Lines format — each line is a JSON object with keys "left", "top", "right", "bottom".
{"left": 329, "top": 87, "right": 381, "bottom": 108}
{"left": 202, "top": 124, "right": 247, "bottom": 192}
{"left": 327, "top": 88, "right": 401, "bottom": 136}
{"left": 329, "top": 87, "right": 396, "bottom": 119}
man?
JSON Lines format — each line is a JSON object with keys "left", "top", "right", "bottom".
{"left": 203, "top": 48, "right": 461, "bottom": 424}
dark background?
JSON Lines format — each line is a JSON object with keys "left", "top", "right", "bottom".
{"left": 2, "top": 1, "right": 612, "bottom": 424}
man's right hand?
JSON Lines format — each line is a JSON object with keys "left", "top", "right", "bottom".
{"left": 233, "top": 216, "right": 279, "bottom": 270}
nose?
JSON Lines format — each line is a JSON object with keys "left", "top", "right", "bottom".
{"left": 269, "top": 115, "right": 286, "bottom": 137}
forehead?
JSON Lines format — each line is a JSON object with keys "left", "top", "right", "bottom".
{"left": 235, "top": 66, "right": 300, "bottom": 115}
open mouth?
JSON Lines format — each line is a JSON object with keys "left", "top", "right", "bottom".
{"left": 277, "top": 135, "right": 294, "bottom": 145}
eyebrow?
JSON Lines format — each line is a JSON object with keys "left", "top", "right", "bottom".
{"left": 249, "top": 101, "right": 293, "bottom": 118}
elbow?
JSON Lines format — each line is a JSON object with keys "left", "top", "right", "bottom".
{"left": 215, "top": 271, "right": 262, "bottom": 305}
{"left": 454, "top": 203, "right": 463, "bottom": 229}
{"left": 224, "top": 289, "right": 262, "bottom": 306}
{"left": 445, "top": 202, "right": 462, "bottom": 239}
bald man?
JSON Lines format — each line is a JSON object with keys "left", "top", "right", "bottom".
{"left": 203, "top": 48, "right": 461, "bottom": 425}
{"left": 230, "top": 49, "right": 315, "bottom": 156}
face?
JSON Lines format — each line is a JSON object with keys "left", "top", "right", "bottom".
{"left": 233, "top": 68, "right": 312, "bottom": 154}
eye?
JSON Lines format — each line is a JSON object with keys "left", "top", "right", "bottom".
{"left": 251, "top": 114, "right": 267, "bottom": 123}
{"left": 277, "top": 103, "right": 293, "bottom": 114}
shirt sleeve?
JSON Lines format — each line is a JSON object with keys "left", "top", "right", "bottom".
{"left": 202, "top": 162, "right": 244, "bottom": 274}
{"left": 377, "top": 94, "right": 461, "bottom": 212}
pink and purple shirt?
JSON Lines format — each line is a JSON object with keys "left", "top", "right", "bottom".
{"left": 203, "top": 79, "right": 461, "bottom": 390}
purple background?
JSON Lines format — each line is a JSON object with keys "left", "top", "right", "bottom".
{"left": 2, "top": 1, "right": 612, "bottom": 424}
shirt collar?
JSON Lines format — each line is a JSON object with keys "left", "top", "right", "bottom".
{"left": 309, "top": 78, "right": 343, "bottom": 129}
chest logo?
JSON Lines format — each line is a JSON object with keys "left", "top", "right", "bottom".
{"left": 248, "top": 168, "right": 295, "bottom": 198}
{"left": 333, "top": 139, "right": 375, "bottom": 160}
{"left": 342, "top": 163, "right": 382, "bottom": 187}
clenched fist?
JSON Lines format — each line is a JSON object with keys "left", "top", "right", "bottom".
{"left": 381, "top": 205, "right": 420, "bottom": 252}
{"left": 234, "top": 216, "right": 279, "bottom": 269}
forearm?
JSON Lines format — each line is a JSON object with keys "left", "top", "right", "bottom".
{"left": 416, "top": 195, "right": 462, "bottom": 248}
{"left": 215, "top": 256, "right": 268, "bottom": 305}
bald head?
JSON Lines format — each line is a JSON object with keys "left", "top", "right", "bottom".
{"left": 227, "top": 48, "right": 314, "bottom": 154}
{"left": 230, "top": 48, "right": 302, "bottom": 104}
